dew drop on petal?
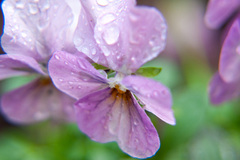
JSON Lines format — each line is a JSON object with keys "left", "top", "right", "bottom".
{"left": 16, "top": 1, "right": 25, "bottom": 9}
{"left": 39, "top": 0, "right": 50, "bottom": 11}
{"left": 100, "top": 13, "right": 116, "bottom": 24}
{"left": 102, "top": 46, "right": 111, "bottom": 56}
{"left": 96, "top": 0, "right": 109, "bottom": 6}
{"left": 54, "top": 55, "right": 60, "bottom": 60}
{"left": 58, "top": 78, "right": 63, "bottom": 82}
{"left": 91, "top": 48, "right": 97, "bottom": 55}
{"left": 28, "top": 3, "right": 38, "bottom": 14}
{"left": 82, "top": 47, "right": 90, "bottom": 55}
{"left": 236, "top": 45, "right": 240, "bottom": 55}
{"left": 133, "top": 120, "right": 138, "bottom": 126}
{"left": 153, "top": 90, "right": 159, "bottom": 97}
{"left": 134, "top": 138, "right": 139, "bottom": 143}
{"left": 103, "top": 26, "right": 120, "bottom": 45}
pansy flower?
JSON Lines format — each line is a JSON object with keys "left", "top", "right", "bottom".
{"left": 0, "top": 0, "right": 81, "bottom": 123}
{"left": 209, "top": 15, "right": 240, "bottom": 104}
{"left": 49, "top": 0, "right": 175, "bottom": 158}
{"left": 205, "top": 0, "right": 240, "bottom": 29}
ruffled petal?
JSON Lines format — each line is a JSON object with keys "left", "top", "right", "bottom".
{"left": 122, "top": 75, "right": 175, "bottom": 125}
{"left": 74, "top": 0, "right": 167, "bottom": 74}
{"left": 75, "top": 88, "right": 160, "bottom": 158}
{"left": 1, "top": 0, "right": 79, "bottom": 61}
{"left": 208, "top": 73, "right": 240, "bottom": 104}
{"left": 1, "top": 78, "right": 76, "bottom": 124}
{"left": 204, "top": 0, "right": 240, "bottom": 29}
{"left": 0, "top": 54, "right": 45, "bottom": 80}
{"left": 219, "top": 16, "right": 240, "bottom": 82}
{"left": 48, "top": 51, "right": 108, "bottom": 99}
{"left": 94, "top": 6, "right": 167, "bottom": 73}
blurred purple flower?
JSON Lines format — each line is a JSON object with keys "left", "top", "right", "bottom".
{"left": 209, "top": 16, "right": 240, "bottom": 104}
{"left": 205, "top": 0, "right": 240, "bottom": 104}
{"left": 204, "top": 0, "right": 240, "bottom": 29}
{"left": 49, "top": 0, "right": 175, "bottom": 158}
{"left": 0, "top": 0, "right": 82, "bottom": 123}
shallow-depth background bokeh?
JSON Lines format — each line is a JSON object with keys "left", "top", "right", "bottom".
{"left": 0, "top": 0, "right": 239, "bottom": 159}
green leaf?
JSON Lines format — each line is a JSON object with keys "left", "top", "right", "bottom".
{"left": 135, "top": 67, "right": 162, "bottom": 77}
{"left": 92, "top": 63, "right": 108, "bottom": 70}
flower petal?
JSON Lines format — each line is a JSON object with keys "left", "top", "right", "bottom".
{"left": 94, "top": 6, "right": 167, "bottom": 73}
{"left": 0, "top": 54, "right": 45, "bottom": 80}
{"left": 74, "top": 1, "right": 167, "bottom": 73}
{"left": 204, "top": 0, "right": 240, "bottom": 29}
{"left": 1, "top": 78, "right": 76, "bottom": 124}
{"left": 1, "top": 0, "right": 78, "bottom": 61}
{"left": 219, "top": 16, "right": 240, "bottom": 82}
{"left": 208, "top": 73, "right": 240, "bottom": 104}
{"left": 75, "top": 88, "right": 160, "bottom": 158}
{"left": 48, "top": 51, "right": 108, "bottom": 99}
{"left": 122, "top": 75, "right": 175, "bottom": 125}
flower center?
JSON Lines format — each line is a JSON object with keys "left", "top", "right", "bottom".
{"left": 39, "top": 77, "right": 52, "bottom": 86}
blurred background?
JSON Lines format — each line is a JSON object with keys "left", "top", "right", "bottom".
{"left": 0, "top": 0, "right": 239, "bottom": 159}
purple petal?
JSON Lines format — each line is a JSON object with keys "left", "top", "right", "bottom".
{"left": 204, "top": 0, "right": 240, "bottom": 29}
{"left": 219, "top": 16, "right": 240, "bottom": 82}
{"left": 208, "top": 73, "right": 240, "bottom": 104}
{"left": 1, "top": 0, "right": 79, "bottom": 61}
{"left": 0, "top": 54, "right": 45, "bottom": 80}
{"left": 1, "top": 78, "right": 76, "bottom": 124}
{"left": 74, "top": 1, "right": 167, "bottom": 74}
{"left": 122, "top": 75, "right": 175, "bottom": 125}
{"left": 48, "top": 51, "right": 109, "bottom": 99}
{"left": 94, "top": 6, "right": 167, "bottom": 73}
{"left": 75, "top": 88, "right": 160, "bottom": 158}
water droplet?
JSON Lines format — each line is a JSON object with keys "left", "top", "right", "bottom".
{"left": 153, "top": 91, "right": 159, "bottom": 97}
{"left": 16, "top": 1, "right": 25, "bottom": 9}
{"left": 21, "top": 32, "right": 27, "bottom": 38}
{"left": 96, "top": 0, "right": 109, "bottom": 6}
{"left": 102, "top": 46, "right": 111, "bottom": 56}
{"left": 74, "top": 37, "right": 84, "bottom": 46}
{"left": 67, "top": 17, "right": 73, "bottom": 25}
{"left": 134, "top": 138, "right": 139, "bottom": 143}
{"left": 91, "top": 48, "right": 96, "bottom": 55}
{"left": 64, "top": 61, "right": 68, "bottom": 65}
{"left": 68, "top": 81, "right": 73, "bottom": 84}
{"left": 236, "top": 45, "right": 240, "bottom": 55}
{"left": 133, "top": 120, "right": 138, "bottom": 125}
{"left": 58, "top": 78, "right": 63, "bottom": 82}
{"left": 54, "top": 55, "right": 60, "bottom": 60}
{"left": 82, "top": 47, "right": 90, "bottom": 54}
{"left": 103, "top": 26, "right": 120, "bottom": 45}
{"left": 28, "top": 3, "right": 38, "bottom": 14}
{"left": 100, "top": 13, "right": 116, "bottom": 24}
{"left": 117, "top": 55, "right": 121, "bottom": 60}
{"left": 78, "top": 86, "right": 82, "bottom": 89}
{"left": 39, "top": 0, "right": 50, "bottom": 11}
{"left": 151, "top": 46, "right": 162, "bottom": 53}
{"left": 131, "top": 57, "right": 136, "bottom": 62}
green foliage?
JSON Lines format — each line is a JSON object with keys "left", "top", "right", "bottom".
{"left": 135, "top": 67, "right": 162, "bottom": 78}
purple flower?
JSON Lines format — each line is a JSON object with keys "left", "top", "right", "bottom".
{"left": 209, "top": 16, "right": 240, "bottom": 104}
{"left": 49, "top": 0, "right": 175, "bottom": 158}
{"left": 0, "top": 0, "right": 81, "bottom": 123}
{"left": 205, "top": 0, "right": 240, "bottom": 29}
